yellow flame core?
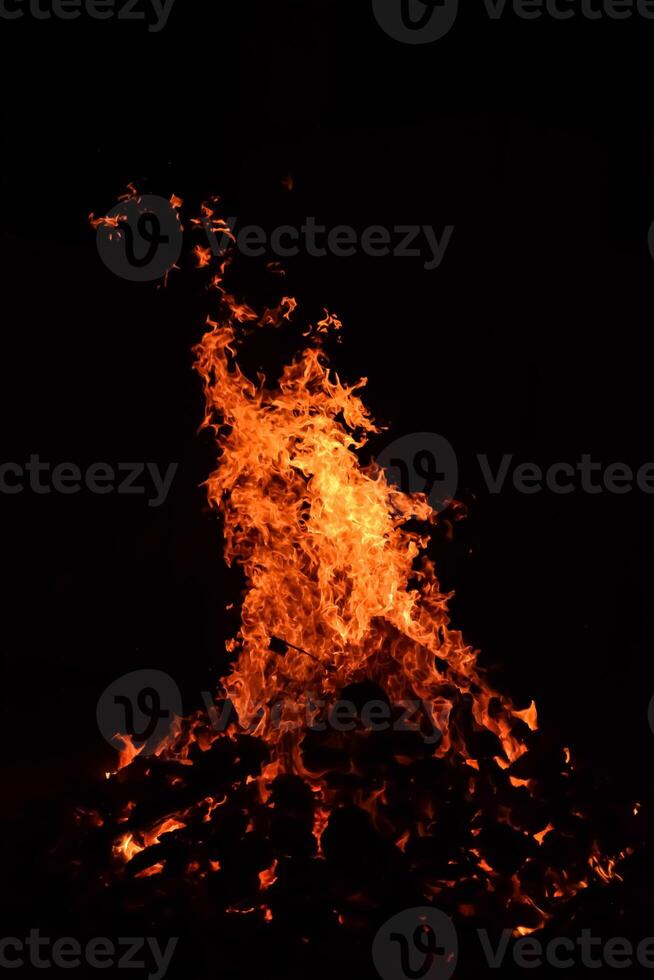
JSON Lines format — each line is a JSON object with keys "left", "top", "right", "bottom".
{"left": 193, "top": 301, "right": 526, "bottom": 770}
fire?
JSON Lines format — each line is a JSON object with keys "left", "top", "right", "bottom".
{"left": 588, "top": 842, "right": 633, "bottom": 885}
{"left": 193, "top": 244, "right": 212, "bottom": 269}
{"left": 534, "top": 823, "right": 554, "bottom": 846}
{"left": 135, "top": 863, "right": 164, "bottom": 879}
{"left": 258, "top": 860, "right": 278, "bottom": 891}
{"left": 95, "top": 194, "right": 632, "bottom": 937}
{"left": 189, "top": 295, "right": 533, "bottom": 782}
{"left": 113, "top": 818, "right": 187, "bottom": 866}
{"left": 512, "top": 701, "right": 538, "bottom": 731}
{"left": 114, "top": 733, "right": 144, "bottom": 771}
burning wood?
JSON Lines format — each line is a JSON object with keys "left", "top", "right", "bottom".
{"left": 62, "top": 202, "right": 640, "bottom": 977}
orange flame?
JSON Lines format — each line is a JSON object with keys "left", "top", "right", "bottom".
{"left": 188, "top": 294, "right": 534, "bottom": 796}
{"left": 100, "top": 207, "right": 628, "bottom": 928}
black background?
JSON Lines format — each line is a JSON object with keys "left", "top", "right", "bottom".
{"left": 1, "top": 0, "right": 653, "bottom": 966}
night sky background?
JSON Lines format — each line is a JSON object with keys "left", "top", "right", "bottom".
{"left": 1, "top": 0, "right": 654, "bottom": 967}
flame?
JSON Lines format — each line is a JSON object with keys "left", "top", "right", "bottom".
{"left": 114, "top": 733, "right": 144, "bottom": 771}
{"left": 259, "top": 859, "right": 278, "bottom": 891}
{"left": 509, "top": 775, "right": 532, "bottom": 789}
{"left": 135, "top": 863, "right": 164, "bottom": 878}
{"left": 88, "top": 212, "right": 126, "bottom": 231}
{"left": 588, "top": 842, "right": 632, "bottom": 884}
{"left": 188, "top": 296, "right": 534, "bottom": 784}
{"left": 103, "top": 281, "right": 594, "bottom": 906}
{"left": 113, "top": 817, "right": 186, "bottom": 867}
{"left": 194, "top": 244, "right": 212, "bottom": 268}
{"left": 97, "top": 197, "right": 629, "bottom": 933}
{"left": 534, "top": 823, "right": 554, "bottom": 845}
{"left": 113, "top": 833, "right": 143, "bottom": 862}
{"left": 512, "top": 701, "right": 538, "bottom": 731}
{"left": 118, "top": 182, "right": 139, "bottom": 201}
